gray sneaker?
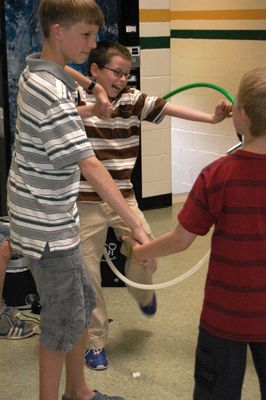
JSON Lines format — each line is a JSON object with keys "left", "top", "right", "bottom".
{"left": 62, "top": 391, "right": 126, "bottom": 400}
{"left": 0, "top": 306, "right": 36, "bottom": 339}
{"left": 1, "top": 300, "right": 20, "bottom": 318}
{"left": 3, "top": 306, "right": 21, "bottom": 318}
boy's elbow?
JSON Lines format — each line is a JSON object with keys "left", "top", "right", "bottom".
{"left": 172, "top": 225, "right": 196, "bottom": 252}
{"left": 172, "top": 240, "right": 190, "bottom": 253}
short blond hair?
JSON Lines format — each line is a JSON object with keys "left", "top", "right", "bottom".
{"left": 237, "top": 67, "right": 266, "bottom": 137}
{"left": 38, "top": 0, "right": 104, "bottom": 38}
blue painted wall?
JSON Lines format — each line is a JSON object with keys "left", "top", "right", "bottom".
{"left": 4, "top": 0, "right": 42, "bottom": 143}
{"left": 4, "top": 0, "right": 119, "bottom": 144}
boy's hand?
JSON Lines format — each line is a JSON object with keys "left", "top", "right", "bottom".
{"left": 94, "top": 90, "right": 114, "bottom": 119}
{"left": 93, "top": 82, "right": 114, "bottom": 119}
{"left": 212, "top": 100, "right": 232, "bottom": 123}
{"left": 123, "top": 234, "right": 157, "bottom": 271}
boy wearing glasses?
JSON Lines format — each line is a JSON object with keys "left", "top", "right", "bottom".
{"left": 68, "top": 40, "right": 232, "bottom": 371}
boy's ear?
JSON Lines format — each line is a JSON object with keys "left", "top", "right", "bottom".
{"left": 241, "top": 109, "right": 250, "bottom": 129}
{"left": 90, "top": 63, "right": 100, "bottom": 77}
{"left": 50, "top": 23, "right": 63, "bottom": 39}
{"left": 240, "top": 108, "right": 251, "bottom": 133}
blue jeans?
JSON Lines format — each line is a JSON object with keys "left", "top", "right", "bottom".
{"left": 193, "top": 327, "right": 266, "bottom": 400}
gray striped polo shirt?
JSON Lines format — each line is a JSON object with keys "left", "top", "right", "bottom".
{"left": 7, "top": 53, "right": 94, "bottom": 259}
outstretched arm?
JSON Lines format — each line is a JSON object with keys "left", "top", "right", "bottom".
{"left": 65, "top": 65, "right": 93, "bottom": 90}
{"left": 163, "top": 99, "right": 232, "bottom": 124}
{"left": 124, "top": 223, "right": 197, "bottom": 261}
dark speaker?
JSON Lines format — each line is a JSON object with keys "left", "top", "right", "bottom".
{"left": 100, "top": 227, "right": 126, "bottom": 287}
{"left": 3, "top": 256, "right": 39, "bottom": 309}
{"left": 117, "top": 0, "right": 139, "bottom": 46}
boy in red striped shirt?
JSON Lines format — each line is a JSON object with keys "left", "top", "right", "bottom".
{"left": 126, "top": 67, "right": 266, "bottom": 400}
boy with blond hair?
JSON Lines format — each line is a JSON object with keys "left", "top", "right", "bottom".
{"left": 125, "top": 67, "right": 266, "bottom": 399}
{"left": 7, "top": 1, "right": 151, "bottom": 400}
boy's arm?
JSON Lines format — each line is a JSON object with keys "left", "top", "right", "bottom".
{"left": 65, "top": 65, "right": 92, "bottom": 90}
{"left": 77, "top": 104, "right": 101, "bottom": 119}
{"left": 124, "top": 223, "right": 197, "bottom": 260}
{"left": 163, "top": 99, "right": 232, "bottom": 124}
{"left": 65, "top": 65, "right": 113, "bottom": 119}
{"left": 78, "top": 155, "right": 150, "bottom": 245}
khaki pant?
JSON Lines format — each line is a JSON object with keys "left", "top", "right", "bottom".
{"left": 78, "top": 195, "right": 155, "bottom": 349}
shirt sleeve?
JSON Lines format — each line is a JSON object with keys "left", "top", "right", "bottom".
{"left": 41, "top": 98, "right": 95, "bottom": 169}
{"left": 178, "top": 171, "right": 215, "bottom": 236}
{"left": 135, "top": 91, "right": 168, "bottom": 123}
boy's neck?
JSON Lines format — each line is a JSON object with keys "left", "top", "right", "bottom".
{"left": 41, "top": 42, "right": 66, "bottom": 68}
{"left": 241, "top": 135, "right": 266, "bottom": 154}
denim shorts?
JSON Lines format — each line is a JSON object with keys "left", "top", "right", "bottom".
{"left": 0, "top": 220, "right": 10, "bottom": 245}
{"left": 27, "top": 246, "right": 96, "bottom": 352}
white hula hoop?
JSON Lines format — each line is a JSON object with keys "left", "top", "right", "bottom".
{"left": 103, "top": 249, "right": 210, "bottom": 290}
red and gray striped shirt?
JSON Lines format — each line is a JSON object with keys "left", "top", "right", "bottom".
{"left": 178, "top": 149, "right": 266, "bottom": 342}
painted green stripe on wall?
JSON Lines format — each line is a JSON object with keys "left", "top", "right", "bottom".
{"left": 139, "top": 31, "right": 266, "bottom": 49}
{"left": 140, "top": 36, "right": 170, "bottom": 49}
{"left": 171, "top": 30, "right": 266, "bottom": 40}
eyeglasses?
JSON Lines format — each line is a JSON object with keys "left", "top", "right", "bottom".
{"left": 101, "top": 66, "right": 132, "bottom": 80}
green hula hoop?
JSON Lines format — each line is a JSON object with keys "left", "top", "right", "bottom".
{"left": 162, "top": 82, "right": 242, "bottom": 144}
{"left": 162, "top": 82, "right": 235, "bottom": 104}
{"left": 103, "top": 84, "right": 239, "bottom": 289}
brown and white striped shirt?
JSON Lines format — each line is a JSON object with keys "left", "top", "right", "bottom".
{"left": 79, "top": 86, "right": 168, "bottom": 201}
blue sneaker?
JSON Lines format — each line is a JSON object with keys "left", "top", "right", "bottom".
{"left": 62, "top": 391, "right": 125, "bottom": 400}
{"left": 84, "top": 348, "right": 109, "bottom": 370}
{"left": 92, "top": 391, "right": 126, "bottom": 400}
{"left": 139, "top": 293, "right": 157, "bottom": 317}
